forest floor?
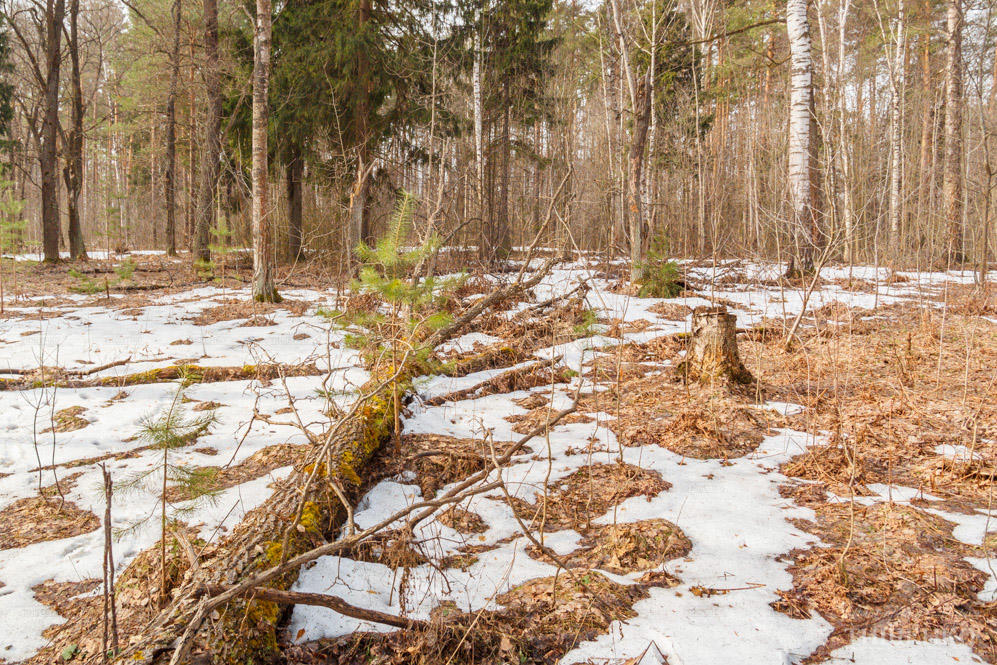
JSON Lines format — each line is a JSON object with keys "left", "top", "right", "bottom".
{"left": 0, "top": 251, "right": 995, "bottom": 665}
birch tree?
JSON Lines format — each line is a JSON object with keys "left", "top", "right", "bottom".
{"left": 786, "top": 0, "right": 816, "bottom": 275}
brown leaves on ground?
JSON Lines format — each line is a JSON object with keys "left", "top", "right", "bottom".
{"left": 436, "top": 506, "right": 488, "bottom": 534}
{"left": 0, "top": 495, "right": 100, "bottom": 549}
{"left": 557, "top": 519, "right": 691, "bottom": 575}
{"left": 188, "top": 299, "right": 311, "bottom": 326}
{"left": 39, "top": 405, "right": 91, "bottom": 433}
{"left": 585, "top": 373, "right": 776, "bottom": 459}
{"left": 388, "top": 433, "right": 494, "bottom": 499}
{"left": 287, "top": 570, "right": 646, "bottom": 665}
{"left": 506, "top": 393, "right": 594, "bottom": 435}
{"left": 508, "top": 463, "right": 669, "bottom": 531}
{"left": 426, "top": 361, "right": 573, "bottom": 407}
{"left": 783, "top": 501, "right": 996, "bottom": 662}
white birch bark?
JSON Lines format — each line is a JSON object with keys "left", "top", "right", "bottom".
{"left": 786, "top": 0, "right": 815, "bottom": 273}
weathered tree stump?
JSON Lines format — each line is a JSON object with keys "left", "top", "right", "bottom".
{"left": 677, "top": 306, "right": 753, "bottom": 385}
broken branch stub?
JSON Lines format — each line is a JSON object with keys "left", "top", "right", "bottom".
{"left": 677, "top": 306, "right": 753, "bottom": 386}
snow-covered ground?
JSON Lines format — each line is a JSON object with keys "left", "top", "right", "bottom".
{"left": 0, "top": 261, "right": 993, "bottom": 663}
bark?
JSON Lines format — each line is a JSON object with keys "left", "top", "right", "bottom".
{"left": 888, "top": 0, "right": 906, "bottom": 255}
{"left": 494, "top": 87, "right": 512, "bottom": 261}
{"left": 628, "top": 76, "right": 652, "bottom": 282}
{"left": 677, "top": 306, "right": 753, "bottom": 385}
{"left": 251, "top": 0, "right": 279, "bottom": 302}
{"left": 286, "top": 144, "right": 304, "bottom": 261}
{"left": 63, "top": 0, "right": 87, "bottom": 260}
{"left": 916, "top": 16, "right": 933, "bottom": 238}
{"left": 786, "top": 0, "right": 816, "bottom": 275}
{"left": 194, "top": 0, "right": 222, "bottom": 263}
{"left": 40, "top": 0, "right": 66, "bottom": 262}
{"left": 473, "top": 11, "right": 486, "bottom": 253}
{"left": 164, "top": 0, "right": 182, "bottom": 257}
{"left": 942, "top": 0, "right": 964, "bottom": 265}
{"left": 837, "top": 0, "right": 854, "bottom": 263}
{"left": 351, "top": 0, "right": 374, "bottom": 250}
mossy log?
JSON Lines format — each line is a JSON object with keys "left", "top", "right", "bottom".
{"left": 110, "top": 262, "right": 557, "bottom": 665}
{"left": 676, "top": 306, "right": 753, "bottom": 385}
{"left": 113, "top": 372, "right": 402, "bottom": 665}
{"left": 0, "top": 362, "right": 321, "bottom": 391}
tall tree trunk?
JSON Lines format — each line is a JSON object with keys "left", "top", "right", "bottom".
{"left": 628, "top": 76, "right": 651, "bottom": 282}
{"left": 351, "top": 0, "right": 373, "bottom": 249}
{"left": 888, "top": 0, "right": 906, "bottom": 256}
{"left": 287, "top": 143, "right": 303, "bottom": 261}
{"left": 786, "top": 0, "right": 816, "bottom": 275}
{"left": 837, "top": 0, "right": 854, "bottom": 263}
{"left": 472, "top": 8, "right": 486, "bottom": 258}
{"left": 164, "top": 0, "right": 182, "bottom": 257}
{"left": 942, "top": 0, "right": 963, "bottom": 264}
{"left": 495, "top": 85, "right": 511, "bottom": 260}
{"left": 251, "top": 0, "right": 279, "bottom": 302}
{"left": 40, "top": 0, "right": 66, "bottom": 262}
{"left": 916, "top": 16, "right": 934, "bottom": 238}
{"left": 63, "top": 0, "right": 87, "bottom": 259}
{"left": 195, "top": 0, "right": 221, "bottom": 263}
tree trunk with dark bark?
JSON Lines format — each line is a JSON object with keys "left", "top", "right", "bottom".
{"left": 63, "top": 0, "right": 87, "bottom": 260}
{"left": 195, "top": 0, "right": 221, "bottom": 263}
{"left": 628, "top": 76, "right": 652, "bottom": 282}
{"left": 287, "top": 144, "right": 303, "bottom": 262}
{"left": 942, "top": 0, "right": 964, "bottom": 265}
{"left": 40, "top": 0, "right": 66, "bottom": 262}
{"left": 164, "top": 0, "right": 182, "bottom": 257}
{"left": 251, "top": 0, "right": 279, "bottom": 302}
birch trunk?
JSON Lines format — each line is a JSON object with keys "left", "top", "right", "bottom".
{"left": 786, "top": 0, "right": 816, "bottom": 275}
{"left": 251, "top": 0, "right": 279, "bottom": 302}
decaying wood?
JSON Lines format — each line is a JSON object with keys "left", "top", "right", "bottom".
{"left": 109, "top": 261, "right": 558, "bottom": 665}
{"left": 0, "top": 362, "right": 322, "bottom": 391}
{"left": 677, "top": 306, "right": 753, "bottom": 385}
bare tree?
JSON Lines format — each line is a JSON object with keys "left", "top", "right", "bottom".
{"left": 251, "top": 0, "right": 279, "bottom": 301}
{"left": 163, "top": 0, "right": 181, "bottom": 256}
{"left": 63, "top": 0, "right": 87, "bottom": 259}
{"left": 942, "top": 0, "right": 964, "bottom": 264}
{"left": 194, "top": 0, "right": 221, "bottom": 263}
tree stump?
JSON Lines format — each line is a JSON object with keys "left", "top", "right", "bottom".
{"left": 677, "top": 306, "right": 753, "bottom": 385}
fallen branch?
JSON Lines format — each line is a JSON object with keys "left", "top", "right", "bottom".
{"left": 204, "top": 585, "right": 426, "bottom": 630}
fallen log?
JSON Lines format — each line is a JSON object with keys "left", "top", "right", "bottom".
{"left": 0, "top": 362, "right": 321, "bottom": 391}
{"left": 107, "top": 261, "right": 558, "bottom": 665}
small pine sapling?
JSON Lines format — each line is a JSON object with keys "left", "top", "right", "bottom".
{"left": 636, "top": 231, "right": 683, "bottom": 298}
{"left": 321, "top": 192, "right": 462, "bottom": 443}
{"left": 123, "top": 385, "right": 217, "bottom": 605}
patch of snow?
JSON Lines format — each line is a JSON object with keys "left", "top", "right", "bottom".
{"left": 823, "top": 636, "right": 984, "bottom": 664}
